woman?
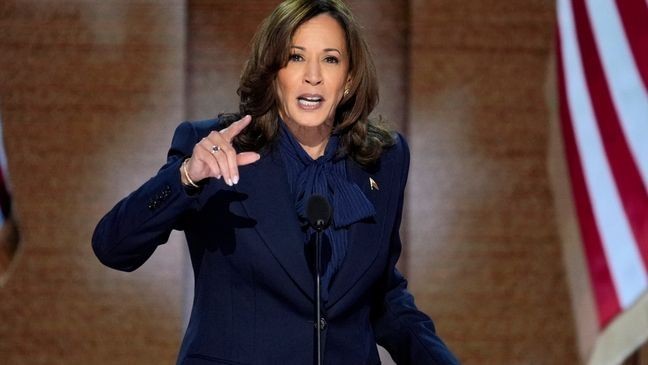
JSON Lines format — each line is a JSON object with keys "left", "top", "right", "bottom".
{"left": 93, "top": 0, "right": 459, "bottom": 364}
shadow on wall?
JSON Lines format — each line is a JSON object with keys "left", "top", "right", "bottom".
{"left": 0, "top": 218, "right": 19, "bottom": 286}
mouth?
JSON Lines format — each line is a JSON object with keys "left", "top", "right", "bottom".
{"left": 297, "top": 94, "right": 324, "bottom": 109}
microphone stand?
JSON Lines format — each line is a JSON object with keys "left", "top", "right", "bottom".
{"left": 306, "top": 194, "right": 330, "bottom": 365}
{"left": 314, "top": 221, "right": 323, "bottom": 365}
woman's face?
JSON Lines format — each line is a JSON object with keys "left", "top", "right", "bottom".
{"left": 276, "top": 14, "right": 350, "bottom": 130}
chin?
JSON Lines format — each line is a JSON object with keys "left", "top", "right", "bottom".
{"left": 287, "top": 110, "right": 332, "bottom": 129}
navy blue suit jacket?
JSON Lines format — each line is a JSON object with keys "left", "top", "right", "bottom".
{"left": 92, "top": 119, "right": 459, "bottom": 365}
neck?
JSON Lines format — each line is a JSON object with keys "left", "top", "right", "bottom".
{"left": 283, "top": 118, "right": 332, "bottom": 159}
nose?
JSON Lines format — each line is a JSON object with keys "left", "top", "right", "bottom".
{"left": 304, "top": 59, "right": 322, "bottom": 86}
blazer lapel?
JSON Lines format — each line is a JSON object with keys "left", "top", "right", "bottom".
{"left": 327, "top": 159, "right": 395, "bottom": 307}
{"left": 227, "top": 147, "right": 397, "bottom": 306}
{"left": 234, "top": 148, "right": 315, "bottom": 302}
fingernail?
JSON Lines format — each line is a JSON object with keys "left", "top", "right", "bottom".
{"left": 233, "top": 176, "right": 239, "bottom": 184}
{"left": 227, "top": 178, "right": 233, "bottom": 186}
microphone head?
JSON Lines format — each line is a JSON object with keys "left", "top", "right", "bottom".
{"left": 306, "top": 194, "right": 332, "bottom": 230}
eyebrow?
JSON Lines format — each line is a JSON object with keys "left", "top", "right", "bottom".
{"left": 291, "top": 45, "right": 342, "bottom": 55}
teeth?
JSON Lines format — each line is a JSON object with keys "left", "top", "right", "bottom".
{"left": 299, "top": 96, "right": 322, "bottom": 102}
{"left": 299, "top": 99, "right": 320, "bottom": 106}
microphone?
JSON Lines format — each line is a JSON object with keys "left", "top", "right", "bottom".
{"left": 306, "top": 194, "right": 332, "bottom": 231}
{"left": 306, "top": 194, "right": 331, "bottom": 365}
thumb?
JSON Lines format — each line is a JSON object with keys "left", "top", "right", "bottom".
{"left": 236, "top": 151, "right": 261, "bottom": 166}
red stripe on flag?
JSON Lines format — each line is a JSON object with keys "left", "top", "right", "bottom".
{"left": 572, "top": 0, "right": 648, "bottom": 274}
{"left": 557, "top": 33, "right": 621, "bottom": 327}
{"left": 615, "top": 0, "right": 648, "bottom": 91}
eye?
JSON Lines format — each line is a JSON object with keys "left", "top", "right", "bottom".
{"left": 324, "top": 56, "right": 339, "bottom": 64}
{"left": 289, "top": 53, "right": 303, "bottom": 62}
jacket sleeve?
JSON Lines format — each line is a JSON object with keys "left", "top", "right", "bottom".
{"left": 91, "top": 121, "right": 218, "bottom": 272}
{"left": 372, "top": 134, "right": 460, "bottom": 365}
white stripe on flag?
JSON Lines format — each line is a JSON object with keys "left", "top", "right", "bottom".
{"left": 586, "top": 0, "right": 648, "bottom": 189}
{"left": 558, "top": 0, "right": 647, "bottom": 309}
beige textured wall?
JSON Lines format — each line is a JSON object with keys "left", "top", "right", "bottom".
{"left": 0, "top": 1, "right": 579, "bottom": 364}
{"left": 0, "top": 1, "right": 186, "bottom": 363}
{"left": 406, "top": 0, "right": 578, "bottom": 363}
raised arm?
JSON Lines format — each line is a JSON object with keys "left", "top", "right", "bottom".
{"left": 92, "top": 121, "right": 201, "bottom": 271}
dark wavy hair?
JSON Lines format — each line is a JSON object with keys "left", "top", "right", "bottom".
{"left": 223, "top": 0, "right": 394, "bottom": 166}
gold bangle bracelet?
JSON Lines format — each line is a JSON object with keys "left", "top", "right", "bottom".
{"left": 182, "top": 158, "right": 199, "bottom": 188}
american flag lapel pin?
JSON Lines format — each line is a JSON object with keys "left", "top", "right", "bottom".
{"left": 369, "top": 177, "right": 379, "bottom": 191}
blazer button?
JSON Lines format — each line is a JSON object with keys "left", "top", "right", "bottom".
{"left": 314, "top": 317, "right": 327, "bottom": 331}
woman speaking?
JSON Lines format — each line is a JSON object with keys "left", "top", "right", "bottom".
{"left": 93, "top": 0, "right": 459, "bottom": 364}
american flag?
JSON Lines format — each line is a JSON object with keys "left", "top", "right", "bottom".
{"left": 556, "top": 0, "right": 648, "bottom": 363}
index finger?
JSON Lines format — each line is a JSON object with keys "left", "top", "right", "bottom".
{"left": 220, "top": 115, "right": 252, "bottom": 142}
